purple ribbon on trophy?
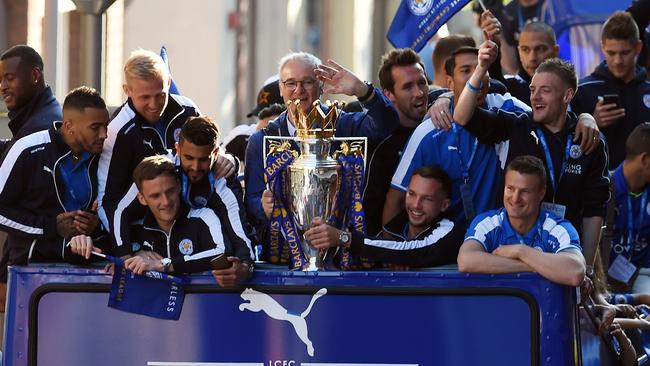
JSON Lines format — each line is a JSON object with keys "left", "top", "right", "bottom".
{"left": 264, "top": 147, "right": 307, "bottom": 270}
{"left": 335, "top": 149, "right": 367, "bottom": 269}
{"left": 263, "top": 100, "right": 368, "bottom": 271}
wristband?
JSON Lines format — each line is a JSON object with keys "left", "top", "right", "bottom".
{"left": 161, "top": 258, "right": 172, "bottom": 273}
{"left": 465, "top": 80, "right": 483, "bottom": 93}
{"left": 358, "top": 81, "right": 374, "bottom": 102}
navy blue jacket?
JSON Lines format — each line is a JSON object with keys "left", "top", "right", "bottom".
{"left": 572, "top": 61, "right": 650, "bottom": 168}
{"left": 1, "top": 86, "right": 61, "bottom": 154}
{"left": 97, "top": 94, "right": 200, "bottom": 256}
{"left": 503, "top": 70, "right": 533, "bottom": 107}
{"left": 349, "top": 211, "right": 464, "bottom": 267}
{"left": 111, "top": 162, "right": 254, "bottom": 261}
{"left": 132, "top": 201, "right": 252, "bottom": 274}
{"left": 0, "top": 124, "right": 106, "bottom": 276}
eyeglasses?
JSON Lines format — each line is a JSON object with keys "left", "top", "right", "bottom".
{"left": 281, "top": 78, "right": 317, "bottom": 91}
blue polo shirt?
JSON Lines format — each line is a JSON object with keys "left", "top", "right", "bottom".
{"left": 465, "top": 208, "right": 581, "bottom": 254}
{"left": 391, "top": 93, "right": 530, "bottom": 226}
{"left": 610, "top": 164, "right": 650, "bottom": 267}
{"left": 59, "top": 151, "right": 93, "bottom": 212}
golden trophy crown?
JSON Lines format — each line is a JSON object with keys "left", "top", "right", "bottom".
{"left": 287, "top": 99, "right": 346, "bottom": 139}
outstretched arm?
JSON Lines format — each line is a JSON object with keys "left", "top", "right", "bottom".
{"left": 453, "top": 32, "right": 499, "bottom": 126}
{"left": 315, "top": 59, "right": 373, "bottom": 100}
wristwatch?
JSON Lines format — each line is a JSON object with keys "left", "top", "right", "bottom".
{"left": 338, "top": 231, "right": 350, "bottom": 246}
{"left": 161, "top": 258, "right": 172, "bottom": 273}
{"left": 358, "top": 81, "right": 374, "bottom": 102}
{"left": 244, "top": 261, "right": 255, "bottom": 277}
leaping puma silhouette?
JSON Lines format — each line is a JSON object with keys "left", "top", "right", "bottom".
{"left": 239, "top": 288, "right": 327, "bottom": 356}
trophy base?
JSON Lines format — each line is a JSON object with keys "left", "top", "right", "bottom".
{"left": 303, "top": 257, "right": 319, "bottom": 272}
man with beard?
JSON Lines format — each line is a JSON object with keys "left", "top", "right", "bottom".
{"left": 385, "top": 47, "right": 531, "bottom": 229}
{"left": 361, "top": 48, "right": 430, "bottom": 236}
{"left": 73, "top": 155, "right": 252, "bottom": 287}
{"left": 107, "top": 116, "right": 254, "bottom": 286}
{"left": 0, "top": 86, "right": 109, "bottom": 270}
{"left": 305, "top": 166, "right": 464, "bottom": 267}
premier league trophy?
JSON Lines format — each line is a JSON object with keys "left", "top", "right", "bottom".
{"left": 264, "top": 99, "right": 366, "bottom": 271}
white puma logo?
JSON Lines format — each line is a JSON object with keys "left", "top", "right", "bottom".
{"left": 143, "top": 139, "right": 153, "bottom": 149}
{"left": 239, "top": 287, "right": 327, "bottom": 357}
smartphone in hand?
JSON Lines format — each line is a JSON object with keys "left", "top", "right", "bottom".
{"left": 210, "top": 254, "right": 231, "bottom": 270}
{"left": 601, "top": 94, "right": 619, "bottom": 107}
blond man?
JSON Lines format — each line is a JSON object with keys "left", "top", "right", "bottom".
{"left": 97, "top": 49, "right": 201, "bottom": 257}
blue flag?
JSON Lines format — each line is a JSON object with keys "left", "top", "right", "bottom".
{"left": 387, "top": 0, "right": 471, "bottom": 52}
{"left": 160, "top": 46, "right": 181, "bottom": 95}
{"left": 540, "top": 0, "right": 626, "bottom": 77}
{"left": 108, "top": 257, "right": 187, "bottom": 320}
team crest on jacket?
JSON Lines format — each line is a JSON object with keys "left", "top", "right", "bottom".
{"left": 408, "top": 0, "right": 433, "bottom": 16}
{"left": 179, "top": 239, "right": 194, "bottom": 255}
{"left": 644, "top": 94, "right": 650, "bottom": 108}
{"left": 569, "top": 144, "right": 582, "bottom": 159}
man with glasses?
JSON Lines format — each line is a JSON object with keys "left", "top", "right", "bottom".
{"left": 244, "top": 51, "right": 400, "bottom": 261}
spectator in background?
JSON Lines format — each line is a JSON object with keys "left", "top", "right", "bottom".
{"left": 431, "top": 34, "right": 476, "bottom": 89}
{"left": 495, "top": 0, "right": 546, "bottom": 75}
{"left": 601, "top": 123, "right": 650, "bottom": 293}
{"left": 458, "top": 155, "right": 585, "bottom": 287}
{"left": 305, "top": 166, "right": 464, "bottom": 267}
{"left": 222, "top": 103, "right": 285, "bottom": 170}
{"left": 257, "top": 104, "right": 286, "bottom": 130}
{"left": 0, "top": 45, "right": 61, "bottom": 153}
{"left": 572, "top": 11, "right": 650, "bottom": 169}
{"left": 504, "top": 22, "right": 559, "bottom": 106}
{"left": 627, "top": 0, "right": 650, "bottom": 77}
{"left": 427, "top": 23, "right": 508, "bottom": 112}
{"left": 222, "top": 77, "right": 284, "bottom": 166}
{"left": 246, "top": 77, "right": 283, "bottom": 119}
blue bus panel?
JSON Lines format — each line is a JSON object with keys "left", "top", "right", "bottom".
{"left": 3, "top": 265, "right": 579, "bottom": 366}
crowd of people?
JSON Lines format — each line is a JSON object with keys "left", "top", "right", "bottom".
{"left": 1, "top": 0, "right": 650, "bottom": 360}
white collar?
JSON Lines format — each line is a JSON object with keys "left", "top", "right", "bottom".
{"left": 286, "top": 116, "right": 297, "bottom": 137}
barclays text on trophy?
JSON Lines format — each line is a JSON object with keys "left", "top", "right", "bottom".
{"left": 263, "top": 99, "right": 367, "bottom": 271}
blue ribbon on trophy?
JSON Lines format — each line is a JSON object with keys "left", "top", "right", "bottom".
{"left": 264, "top": 144, "right": 307, "bottom": 270}
{"left": 335, "top": 145, "right": 367, "bottom": 269}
